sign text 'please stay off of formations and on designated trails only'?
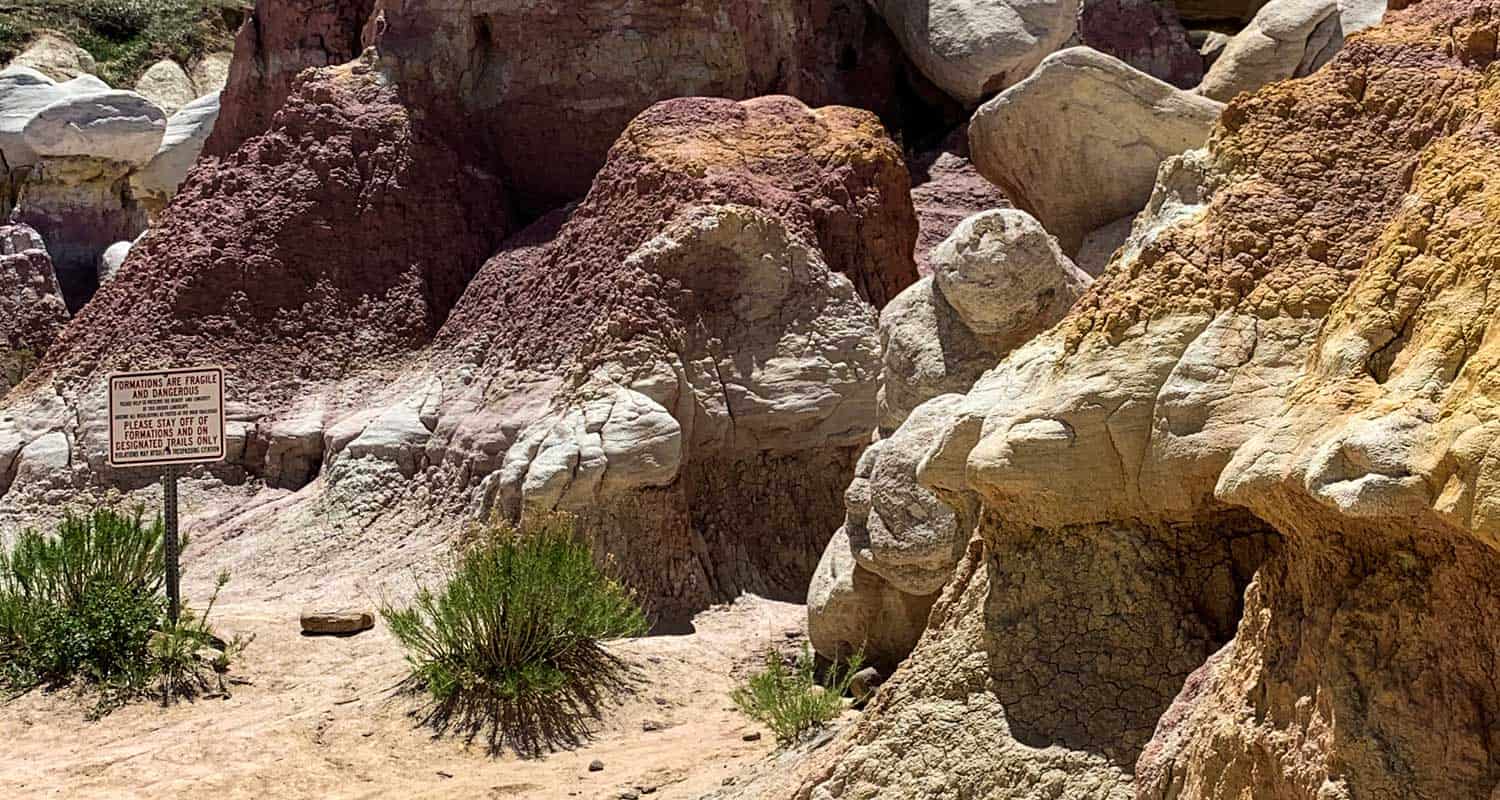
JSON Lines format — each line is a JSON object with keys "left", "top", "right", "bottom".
{"left": 107, "top": 366, "right": 226, "bottom": 468}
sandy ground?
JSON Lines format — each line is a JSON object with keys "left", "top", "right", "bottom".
{"left": 0, "top": 594, "right": 808, "bottom": 799}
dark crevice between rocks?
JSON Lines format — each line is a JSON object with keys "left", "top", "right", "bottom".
{"left": 983, "top": 511, "right": 1280, "bottom": 769}
{"left": 571, "top": 447, "right": 861, "bottom": 635}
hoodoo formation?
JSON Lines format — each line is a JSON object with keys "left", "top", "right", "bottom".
{"left": 2, "top": 0, "right": 1499, "bottom": 798}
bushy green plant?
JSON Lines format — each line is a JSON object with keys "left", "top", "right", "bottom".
{"left": 0, "top": 0, "right": 235, "bottom": 86}
{"left": 732, "top": 645, "right": 863, "bottom": 744}
{"left": 0, "top": 506, "right": 245, "bottom": 716}
{"left": 77, "top": 0, "right": 156, "bottom": 39}
{"left": 382, "top": 513, "right": 648, "bottom": 754}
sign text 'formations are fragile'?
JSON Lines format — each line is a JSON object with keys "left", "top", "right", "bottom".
{"left": 108, "top": 366, "right": 226, "bottom": 468}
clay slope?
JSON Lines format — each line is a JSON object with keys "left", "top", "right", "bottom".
{"left": 727, "top": 0, "right": 1500, "bottom": 797}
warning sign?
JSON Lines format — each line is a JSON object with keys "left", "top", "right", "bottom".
{"left": 108, "top": 366, "right": 226, "bottom": 468}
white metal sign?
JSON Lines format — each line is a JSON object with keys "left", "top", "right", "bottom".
{"left": 107, "top": 366, "right": 226, "bottom": 468}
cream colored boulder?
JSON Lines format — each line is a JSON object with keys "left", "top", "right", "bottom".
{"left": 1197, "top": 0, "right": 1386, "bottom": 101}
{"left": 932, "top": 209, "right": 1091, "bottom": 347}
{"left": 877, "top": 277, "right": 995, "bottom": 431}
{"left": 8, "top": 32, "right": 96, "bottom": 82}
{"left": 867, "top": 0, "right": 1081, "bottom": 106}
{"left": 806, "top": 527, "right": 936, "bottom": 670}
{"left": 189, "top": 51, "right": 233, "bottom": 96}
{"left": 970, "top": 47, "right": 1222, "bottom": 254}
{"left": 847, "top": 395, "right": 970, "bottom": 596}
{"left": 133, "top": 59, "right": 196, "bottom": 115}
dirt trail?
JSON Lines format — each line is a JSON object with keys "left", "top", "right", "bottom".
{"left": 0, "top": 595, "right": 804, "bottom": 799}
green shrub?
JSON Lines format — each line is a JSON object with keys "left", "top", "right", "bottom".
{"left": 382, "top": 513, "right": 648, "bottom": 754}
{"left": 0, "top": 506, "right": 245, "bottom": 716}
{"left": 732, "top": 645, "right": 863, "bottom": 744}
{"left": 77, "top": 0, "right": 156, "bottom": 39}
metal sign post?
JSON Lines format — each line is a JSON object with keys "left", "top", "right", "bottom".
{"left": 162, "top": 465, "right": 181, "bottom": 623}
{"left": 107, "top": 366, "right": 226, "bottom": 627}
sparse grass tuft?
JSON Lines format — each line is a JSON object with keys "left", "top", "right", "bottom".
{"left": 732, "top": 645, "right": 862, "bottom": 745}
{"left": 382, "top": 512, "right": 648, "bottom": 756}
{"left": 0, "top": 506, "right": 247, "bottom": 717}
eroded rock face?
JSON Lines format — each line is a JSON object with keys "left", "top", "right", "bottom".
{"left": 371, "top": 0, "right": 922, "bottom": 214}
{"left": 0, "top": 224, "right": 67, "bottom": 394}
{"left": 731, "top": 2, "right": 1492, "bottom": 798}
{"left": 428, "top": 96, "right": 915, "bottom": 617}
{"left": 13, "top": 158, "right": 148, "bottom": 311}
{"left": 440, "top": 95, "right": 916, "bottom": 374}
{"left": 969, "top": 47, "right": 1222, "bottom": 254}
{"left": 205, "top": 0, "right": 378, "bottom": 156}
{"left": 814, "top": 209, "right": 1089, "bottom": 667}
{"left": 1137, "top": 3, "right": 1500, "bottom": 794}
{"left": 33, "top": 58, "right": 511, "bottom": 438}
{"left": 866, "top": 0, "right": 1081, "bottom": 106}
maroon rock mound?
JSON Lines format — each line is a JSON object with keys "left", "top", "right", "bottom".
{"left": 438, "top": 95, "right": 919, "bottom": 373}
{"left": 0, "top": 223, "right": 68, "bottom": 392}
{"left": 38, "top": 60, "right": 510, "bottom": 409}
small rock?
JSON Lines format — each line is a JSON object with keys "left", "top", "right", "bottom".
{"left": 850, "top": 666, "right": 886, "bottom": 702}
{"left": 783, "top": 629, "right": 801, "bottom": 639}
{"left": 300, "top": 608, "right": 376, "bottom": 635}
{"left": 588, "top": 759, "right": 605, "bottom": 772}
{"left": 619, "top": 791, "right": 639, "bottom": 800}
{"left": 653, "top": 697, "right": 668, "bottom": 706}
{"left": 640, "top": 787, "right": 657, "bottom": 795}
{"left": 436, "top": 771, "right": 453, "bottom": 779}
{"left": 722, "top": 776, "right": 738, "bottom": 786}
{"left": 742, "top": 731, "right": 762, "bottom": 742}
{"left": 641, "top": 719, "right": 662, "bottom": 732}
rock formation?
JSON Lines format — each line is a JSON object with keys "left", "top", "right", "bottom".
{"left": 133, "top": 59, "right": 197, "bottom": 115}
{"left": 1197, "top": 0, "right": 1387, "bottom": 101}
{"left": 865, "top": 0, "right": 1081, "bottom": 106}
{"left": 729, "top": 1, "right": 1500, "bottom": 797}
{"left": 130, "top": 92, "right": 220, "bottom": 215}
{"left": 811, "top": 208, "right": 1090, "bottom": 666}
{"left": 380, "top": 0, "right": 924, "bottom": 214}
{"left": 7, "top": 32, "right": 96, "bottom": 82}
{"left": 970, "top": 47, "right": 1222, "bottom": 255}
{"left": 205, "top": 0, "right": 378, "bottom": 157}
{"left": 36, "top": 57, "right": 511, "bottom": 415}
{"left": 5, "top": 87, "right": 917, "bottom": 620}
{"left": 907, "top": 129, "right": 1012, "bottom": 275}
{"left": 431, "top": 95, "right": 916, "bottom": 617}
{"left": 0, "top": 223, "right": 67, "bottom": 394}
{"left": 1, "top": 53, "right": 222, "bottom": 309}
{"left": 1078, "top": 0, "right": 1206, "bottom": 88}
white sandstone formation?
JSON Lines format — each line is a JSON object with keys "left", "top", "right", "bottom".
{"left": 1197, "top": 0, "right": 1387, "bottom": 101}
{"left": 969, "top": 47, "right": 1222, "bottom": 254}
